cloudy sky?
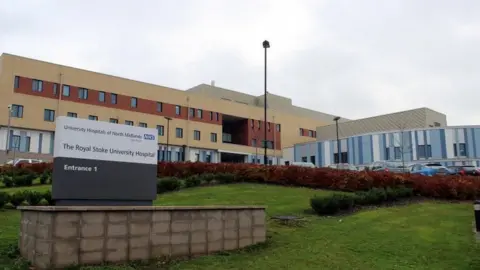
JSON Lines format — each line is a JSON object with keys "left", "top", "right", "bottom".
{"left": 1, "top": 0, "right": 479, "bottom": 125}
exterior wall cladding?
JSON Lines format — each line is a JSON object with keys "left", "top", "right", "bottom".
{"left": 0, "top": 53, "right": 336, "bottom": 164}
{"left": 294, "top": 126, "right": 480, "bottom": 167}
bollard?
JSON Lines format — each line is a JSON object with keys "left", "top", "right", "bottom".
{"left": 474, "top": 201, "right": 480, "bottom": 233}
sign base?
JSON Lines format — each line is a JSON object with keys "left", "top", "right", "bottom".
{"left": 55, "top": 199, "right": 153, "bottom": 206}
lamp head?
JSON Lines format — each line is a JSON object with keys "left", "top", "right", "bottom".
{"left": 333, "top": 116, "right": 340, "bottom": 121}
{"left": 7, "top": 104, "right": 12, "bottom": 110}
{"left": 262, "top": 40, "right": 270, "bottom": 49}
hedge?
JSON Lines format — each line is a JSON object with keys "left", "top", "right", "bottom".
{"left": 10, "top": 161, "right": 480, "bottom": 200}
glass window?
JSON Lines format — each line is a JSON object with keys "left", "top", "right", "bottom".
{"left": 157, "top": 125, "right": 164, "bottom": 136}
{"left": 194, "top": 130, "right": 201, "bottom": 140}
{"left": 62, "top": 85, "right": 70, "bottom": 96}
{"left": 299, "top": 128, "right": 303, "bottom": 136}
{"left": 205, "top": 154, "right": 211, "bottom": 163}
{"left": 459, "top": 143, "right": 467, "bottom": 156}
{"left": 109, "top": 118, "right": 118, "bottom": 124}
{"left": 251, "top": 119, "right": 254, "bottom": 128}
{"left": 111, "top": 93, "right": 117, "bottom": 104}
{"left": 417, "top": 145, "right": 426, "bottom": 158}
{"left": 210, "top": 133, "right": 217, "bottom": 142}
{"left": 215, "top": 112, "right": 219, "bottom": 121}
{"left": 88, "top": 115, "right": 98, "bottom": 121}
{"left": 156, "top": 102, "right": 162, "bottom": 112}
{"left": 99, "top": 91, "right": 105, "bottom": 102}
{"left": 44, "top": 109, "right": 55, "bottom": 122}
{"left": 385, "top": 147, "right": 390, "bottom": 160}
{"left": 210, "top": 112, "right": 214, "bottom": 120}
{"left": 175, "top": 105, "right": 181, "bottom": 115}
{"left": 189, "top": 108, "right": 195, "bottom": 118}
{"left": 308, "top": 130, "right": 313, "bottom": 137}
{"left": 67, "top": 112, "right": 77, "bottom": 118}
{"left": 197, "top": 109, "right": 203, "bottom": 119}
{"left": 276, "top": 124, "right": 281, "bottom": 132}
{"left": 131, "top": 97, "right": 137, "bottom": 108}
{"left": 78, "top": 88, "right": 88, "bottom": 99}
{"left": 32, "top": 79, "right": 43, "bottom": 92}
{"left": 252, "top": 139, "right": 256, "bottom": 146}
{"left": 125, "top": 120, "right": 134, "bottom": 126}
{"left": 53, "top": 83, "right": 58, "bottom": 96}
{"left": 14, "top": 76, "right": 20, "bottom": 89}
{"left": 139, "top": 122, "right": 147, "bottom": 128}
{"left": 268, "top": 123, "right": 271, "bottom": 131}
{"left": 11, "top": 104, "right": 23, "bottom": 118}
{"left": 394, "top": 147, "right": 401, "bottom": 160}
{"left": 176, "top": 128, "right": 183, "bottom": 138}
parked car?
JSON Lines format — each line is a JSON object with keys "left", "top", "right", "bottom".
{"left": 290, "top": 161, "right": 316, "bottom": 168}
{"left": 326, "top": 163, "right": 358, "bottom": 171}
{"left": 4, "top": 158, "right": 44, "bottom": 167}
{"left": 369, "top": 161, "right": 407, "bottom": 173}
{"left": 408, "top": 163, "right": 454, "bottom": 176}
{"left": 447, "top": 165, "right": 480, "bottom": 176}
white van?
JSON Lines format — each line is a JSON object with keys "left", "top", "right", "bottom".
{"left": 290, "top": 161, "right": 316, "bottom": 168}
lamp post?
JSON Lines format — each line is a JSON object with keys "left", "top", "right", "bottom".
{"left": 164, "top": 117, "right": 172, "bottom": 162}
{"left": 5, "top": 105, "right": 12, "bottom": 154}
{"left": 262, "top": 40, "right": 270, "bottom": 165}
{"left": 333, "top": 116, "right": 341, "bottom": 164}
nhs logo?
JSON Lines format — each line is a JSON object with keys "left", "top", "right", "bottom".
{"left": 143, "top": 134, "right": 155, "bottom": 140}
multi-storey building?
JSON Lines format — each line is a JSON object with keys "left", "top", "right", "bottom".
{"left": 287, "top": 108, "right": 480, "bottom": 167}
{"left": 0, "top": 53, "right": 343, "bottom": 164}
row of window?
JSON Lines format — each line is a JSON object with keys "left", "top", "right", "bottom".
{"left": 250, "top": 119, "right": 281, "bottom": 132}
{"left": 15, "top": 76, "right": 221, "bottom": 121}
{"left": 251, "top": 138, "right": 275, "bottom": 149}
{"left": 300, "top": 128, "right": 315, "bottom": 138}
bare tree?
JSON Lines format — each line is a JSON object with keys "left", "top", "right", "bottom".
{"left": 393, "top": 120, "right": 413, "bottom": 172}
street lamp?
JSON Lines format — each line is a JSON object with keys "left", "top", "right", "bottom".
{"left": 164, "top": 117, "right": 172, "bottom": 162}
{"left": 333, "top": 116, "right": 341, "bottom": 164}
{"left": 262, "top": 40, "right": 270, "bottom": 165}
{"left": 5, "top": 105, "right": 12, "bottom": 154}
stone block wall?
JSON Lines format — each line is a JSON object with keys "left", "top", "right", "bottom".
{"left": 18, "top": 205, "right": 266, "bottom": 269}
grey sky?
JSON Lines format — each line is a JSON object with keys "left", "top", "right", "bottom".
{"left": 1, "top": 0, "right": 479, "bottom": 125}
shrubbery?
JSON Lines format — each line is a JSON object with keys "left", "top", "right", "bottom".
{"left": 12, "top": 161, "right": 480, "bottom": 200}
{"left": 310, "top": 187, "right": 415, "bottom": 216}
{"left": 0, "top": 190, "right": 53, "bottom": 209}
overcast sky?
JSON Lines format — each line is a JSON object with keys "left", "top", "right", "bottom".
{"left": 1, "top": 0, "right": 479, "bottom": 125}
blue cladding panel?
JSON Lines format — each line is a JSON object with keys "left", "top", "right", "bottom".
{"left": 388, "top": 133, "right": 394, "bottom": 160}
{"left": 466, "top": 128, "right": 474, "bottom": 158}
{"left": 439, "top": 129, "right": 447, "bottom": 158}
{"left": 353, "top": 137, "right": 358, "bottom": 164}
{"left": 404, "top": 131, "right": 413, "bottom": 162}
{"left": 429, "top": 129, "right": 443, "bottom": 158}
{"left": 293, "top": 145, "right": 298, "bottom": 161}
{"left": 329, "top": 141, "right": 334, "bottom": 164}
{"left": 317, "top": 142, "right": 323, "bottom": 167}
{"left": 379, "top": 134, "right": 385, "bottom": 160}
{"left": 363, "top": 135, "right": 373, "bottom": 163}
{"left": 358, "top": 136, "right": 363, "bottom": 164}
{"left": 347, "top": 138, "right": 354, "bottom": 164}
{"left": 369, "top": 135, "right": 374, "bottom": 163}
{"left": 49, "top": 133, "right": 54, "bottom": 154}
{"left": 473, "top": 129, "right": 480, "bottom": 158}
{"left": 414, "top": 131, "right": 419, "bottom": 159}
{"left": 38, "top": 133, "right": 43, "bottom": 153}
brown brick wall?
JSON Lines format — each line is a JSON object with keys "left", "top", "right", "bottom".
{"left": 18, "top": 206, "right": 266, "bottom": 269}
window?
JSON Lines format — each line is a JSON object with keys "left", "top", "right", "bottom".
{"left": 299, "top": 128, "right": 303, "bottom": 136}
{"left": 251, "top": 119, "right": 254, "bottom": 128}
{"left": 258, "top": 120, "right": 261, "bottom": 130}
{"left": 266, "top": 141, "right": 274, "bottom": 149}
{"left": 215, "top": 112, "right": 219, "bottom": 121}
{"left": 111, "top": 93, "right": 117, "bottom": 104}
{"left": 14, "top": 76, "right": 20, "bottom": 89}
{"left": 459, "top": 143, "right": 467, "bottom": 156}
{"left": 156, "top": 102, "right": 163, "bottom": 112}
{"left": 268, "top": 123, "right": 271, "bottom": 131}
{"left": 139, "top": 122, "right": 147, "bottom": 128}
{"left": 301, "top": 156, "right": 308, "bottom": 162}
{"left": 333, "top": 153, "right": 339, "bottom": 164}
{"left": 110, "top": 118, "right": 118, "bottom": 124}
{"left": 453, "top": 144, "right": 457, "bottom": 157}
{"left": 67, "top": 112, "right": 77, "bottom": 118}
{"left": 131, "top": 97, "right": 138, "bottom": 108}
{"left": 205, "top": 154, "right": 211, "bottom": 163}
{"left": 276, "top": 124, "right": 281, "bottom": 132}
{"left": 385, "top": 147, "right": 390, "bottom": 160}
{"left": 195, "top": 153, "right": 200, "bottom": 162}
{"left": 78, "top": 88, "right": 88, "bottom": 99}
{"left": 210, "top": 133, "right": 217, "bottom": 142}
{"left": 44, "top": 109, "right": 55, "bottom": 122}
{"left": 434, "top": 122, "right": 441, "bottom": 127}
{"left": 176, "top": 128, "right": 183, "bottom": 138}
{"left": 394, "top": 147, "right": 401, "bottom": 160}
{"left": 210, "top": 112, "right": 214, "bottom": 120}
{"left": 53, "top": 83, "right": 58, "bottom": 96}
{"left": 189, "top": 108, "right": 195, "bottom": 118}
{"left": 10, "top": 104, "right": 23, "bottom": 118}
{"left": 62, "top": 85, "right": 70, "bottom": 97}
{"left": 175, "top": 105, "right": 181, "bottom": 115}
{"left": 426, "top": 145, "right": 432, "bottom": 158}
{"left": 32, "top": 79, "right": 43, "bottom": 92}
{"left": 88, "top": 115, "right": 98, "bottom": 121}
{"left": 99, "top": 91, "right": 105, "bottom": 102}
{"left": 194, "top": 130, "right": 201, "bottom": 141}
{"left": 308, "top": 130, "right": 314, "bottom": 137}
{"left": 197, "top": 109, "right": 203, "bottom": 119}
{"left": 252, "top": 139, "right": 257, "bottom": 146}
{"left": 156, "top": 125, "right": 164, "bottom": 136}
{"left": 125, "top": 120, "right": 134, "bottom": 126}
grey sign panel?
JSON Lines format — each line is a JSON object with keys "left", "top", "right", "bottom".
{"left": 52, "top": 117, "right": 158, "bottom": 206}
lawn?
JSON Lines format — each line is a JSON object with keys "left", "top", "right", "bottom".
{"left": 0, "top": 184, "right": 479, "bottom": 269}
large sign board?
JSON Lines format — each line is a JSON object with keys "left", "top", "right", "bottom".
{"left": 52, "top": 116, "right": 158, "bottom": 206}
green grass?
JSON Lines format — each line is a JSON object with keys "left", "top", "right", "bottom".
{"left": 0, "top": 184, "right": 479, "bottom": 269}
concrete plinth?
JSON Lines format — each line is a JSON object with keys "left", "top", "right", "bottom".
{"left": 18, "top": 205, "right": 267, "bottom": 269}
